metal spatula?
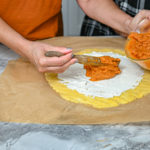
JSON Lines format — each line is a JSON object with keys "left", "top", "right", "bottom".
{"left": 45, "top": 51, "right": 120, "bottom": 66}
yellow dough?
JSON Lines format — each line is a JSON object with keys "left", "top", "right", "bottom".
{"left": 45, "top": 49, "right": 150, "bottom": 109}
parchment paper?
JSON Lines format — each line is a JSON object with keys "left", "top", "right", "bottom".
{"left": 0, "top": 37, "right": 150, "bottom": 124}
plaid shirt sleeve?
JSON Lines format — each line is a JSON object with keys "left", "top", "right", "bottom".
{"left": 81, "top": 0, "right": 150, "bottom": 36}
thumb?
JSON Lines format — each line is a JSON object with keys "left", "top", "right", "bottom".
{"left": 45, "top": 46, "right": 72, "bottom": 55}
{"left": 55, "top": 47, "right": 73, "bottom": 54}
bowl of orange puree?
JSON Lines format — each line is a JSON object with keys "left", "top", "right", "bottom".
{"left": 125, "top": 31, "right": 150, "bottom": 70}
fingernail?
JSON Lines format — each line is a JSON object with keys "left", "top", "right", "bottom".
{"left": 65, "top": 48, "right": 72, "bottom": 52}
{"left": 71, "top": 54, "right": 75, "bottom": 58}
{"left": 67, "top": 47, "right": 72, "bottom": 50}
{"left": 75, "top": 59, "right": 78, "bottom": 63}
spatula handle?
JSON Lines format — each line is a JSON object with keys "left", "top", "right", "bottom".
{"left": 45, "top": 51, "right": 64, "bottom": 57}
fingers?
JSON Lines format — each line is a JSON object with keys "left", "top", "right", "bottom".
{"left": 39, "top": 52, "right": 74, "bottom": 67}
{"left": 37, "top": 46, "right": 78, "bottom": 73}
{"left": 44, "top": 45, "right": 72, "bottom": 55}
{"left": 52, "top": 47, "right": 72, "bottom": 55}
{"left": 130, "top": 10, "right": 150, "bottom": 32}
{"left": 38, "top": 58, "right": 77, "bottom": 73}
{"left": 28, "top": 42, "right": 76, "bottom": 73}
{"left": 114, "top": 29, "right": 128, "bottom": 37}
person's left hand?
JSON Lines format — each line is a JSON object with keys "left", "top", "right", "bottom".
{"left": 115, "top": 10, "right": 150, "bottom": 37}
{"left": 127, "top": 10, "right": 150, "bottom": 33}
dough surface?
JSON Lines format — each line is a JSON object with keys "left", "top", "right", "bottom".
{"left": 45, "top": 49, "right": 150, "bottom": 109}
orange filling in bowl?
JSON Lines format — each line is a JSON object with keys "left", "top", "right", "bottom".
{"left": 125, "top": 32, "right": 150, "bottom": 70}
{"left": 84, "top": 56, "right": 121, "bottom": 81}
{"left": 126, "top": 32, "right": 150, "bottom": 59}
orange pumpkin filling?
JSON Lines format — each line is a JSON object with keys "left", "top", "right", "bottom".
{"left": 126, "top": 32, "right": 150, "bottom": 59}
{"left": 84, "top": 56, "right": 121, "bottom": 81}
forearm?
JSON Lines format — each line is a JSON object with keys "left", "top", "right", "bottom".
{"left": 77, "top": 0, "right": 132, "bottom": 34}
{"left": 0, "top": 17, "right": 31, "bottom": 58}
{"left": 0, "top": 18, "right": 76, "bottom": 73}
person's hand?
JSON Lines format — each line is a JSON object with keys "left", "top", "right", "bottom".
{"left": 127, "top": 10, "right": 150, "bottom": 33}
{"left": 114, "top": 29, "right": 128, "bottom": 37}
{"left": 115, "top": 10, "right": 150, "bottom": 37}
{"left": 25, "top": 41, "right": 77, "bottom": 73}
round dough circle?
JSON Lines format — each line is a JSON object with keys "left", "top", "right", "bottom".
{"left": 45, "top": 49, "right": 150, "bottom": 109}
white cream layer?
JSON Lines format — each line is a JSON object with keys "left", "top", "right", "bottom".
{"left": 58, "top": 52, "right": 144, "bottom": 98}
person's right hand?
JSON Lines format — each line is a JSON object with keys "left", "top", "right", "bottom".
{"left": 0, "top": 17, "right": 77, "bottom": 73}
{"left": 25, "top": 41, "right": 77, "bottom": 73}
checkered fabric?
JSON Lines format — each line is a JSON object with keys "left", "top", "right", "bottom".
{"left": 81, "top": 0, "right": 150, "bottom": 36}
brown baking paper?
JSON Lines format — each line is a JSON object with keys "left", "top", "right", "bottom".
{"left": 1, "top": 37, "right": 150, "bottom": 124}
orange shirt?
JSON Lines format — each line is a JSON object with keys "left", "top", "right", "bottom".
{"left": 0, "top": 0, "right": 63, "bottom": 40}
